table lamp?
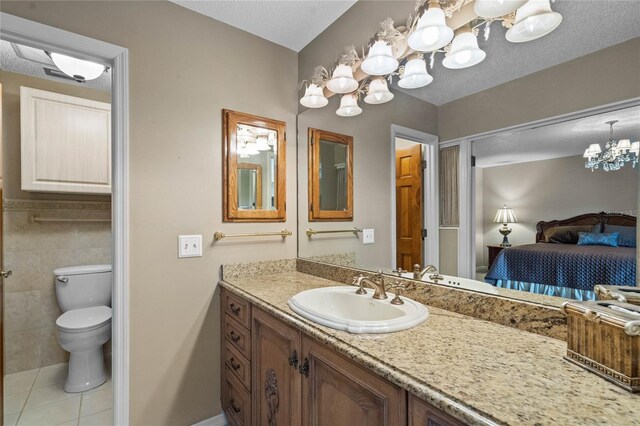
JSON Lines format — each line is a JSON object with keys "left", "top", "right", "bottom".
{"left": 493, "top": 204, "right": 517, "bottom": 247}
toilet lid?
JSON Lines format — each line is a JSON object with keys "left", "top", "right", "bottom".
{"left": 57, "top": 306, "right": 112, "bottom": 332}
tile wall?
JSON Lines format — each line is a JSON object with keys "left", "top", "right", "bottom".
{"left": 3, "top": 199, "right": 111, "bottom": 374}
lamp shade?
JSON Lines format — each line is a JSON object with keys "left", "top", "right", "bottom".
{"left": 618, "top": 139, "right": 631, "bottom": 152}
{"left": 493, "top": 205, "right": 517, "bottom": 224}
{"left": 505, "top": 0, "right": 562, "bottom": 43}
{"left": 336, "top": 94, "right": 362, "bottom": 117}
{"left": 50, "top": 52, "right": 106, "bottom": 81}
{"left": 588, "top": 143, "right": 602, "bottom": 155}
{"left": 300, "top": 83, "right": 328, "bottom": 108}
{"left": 631, "top": 141, "right": 640, "bottom": 155}
{"left": 407, "top": 7, "right": 454, "bottom": 52}
{"left": 474, "top": 0, "right": 527, "bottom": 19}
{"left": 326, "top": 64, "right": 359, "bottom": 94}
{"left": 442, "top": 31, "right": 486, "bottom": 69}
{"left": 364, "top": 78, "right": 394, "bottom": 104}
{"left": 361, "top": 40, "right": 399, "bottom": 76}
{"left": 398, "top": 57, "right": 433, "bottom": 89}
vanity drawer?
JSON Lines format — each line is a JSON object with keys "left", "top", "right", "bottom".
{"left": 224, "top": 291, "right": 251, "bottom": 329}
{"left": 408, "top": 394, "right": 465, "bottom": 426}
{"left": 225, "top": 341, "right": 251, "bottom": 390}
{"left": 225, "top": 315, "right": 252, "bottom": 359}
{"left": 223, "top": 366, "right": 251, "bottom": 426}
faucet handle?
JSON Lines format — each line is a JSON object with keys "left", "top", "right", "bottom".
{"left": 413, "top": 264, "right": 421, "bottom": 272}
{"left": 388, "top": 280, "right": 413, "bottom": 305}
{"left": 351, "top": 274, "right": 364, "bottom": 285}
{"left": 428, "top": 273, "right": 444, "bottom": 283}
{"left": 392, "top": 268, "right": 407, "bottom": 277}
{"left": 352, "top": 274, "right": 368, "bottom": 295}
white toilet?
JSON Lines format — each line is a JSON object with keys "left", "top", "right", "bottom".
{"left": 54, "top": 264, "right": 112, "bottom": 393}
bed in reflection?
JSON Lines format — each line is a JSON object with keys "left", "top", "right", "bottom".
{"left": 485, "top": 212, "right": 637, "bottom": 301}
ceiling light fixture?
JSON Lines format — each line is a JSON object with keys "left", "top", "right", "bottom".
{"left": 336, "top": 94, "right": 362, "bottom": 117}
{"left": 47, "top": 52, "right": 107, "bottom": 82}
{"left": 584, "top": 120, "right": 639, "bottom": 171}
{"left": 300, "top": 0, "right": 564, "bottom": 117}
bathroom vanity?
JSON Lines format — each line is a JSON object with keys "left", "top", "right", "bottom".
{"left": 219, "top": 269, "right": 640, "bottom": 426}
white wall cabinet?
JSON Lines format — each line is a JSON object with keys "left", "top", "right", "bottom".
{"left": 20, "top": 86, "right": 111, "bottom": 194}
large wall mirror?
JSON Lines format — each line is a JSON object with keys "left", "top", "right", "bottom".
{"left": 308, "top": 128, "right": 353, "bottom": 221}
{"left": 295, "top": 1, "right": 639, "bottom": 307}
{"left": 223, "top": 109, "right": 286, "bottom": 222}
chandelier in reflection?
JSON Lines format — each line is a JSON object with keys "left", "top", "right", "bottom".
{"left": 584, "top": 120, "right": 639, "bottom": 172}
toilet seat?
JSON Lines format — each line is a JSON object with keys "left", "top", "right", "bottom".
{"left": 57, "top": 306, "right": 112, "bottom": 333}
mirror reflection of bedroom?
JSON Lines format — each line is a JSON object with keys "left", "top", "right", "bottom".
{"left": 474, "top": 105, "right": 639, "bottom": 301}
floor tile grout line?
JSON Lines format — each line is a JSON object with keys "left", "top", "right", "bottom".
{"left": 15, "top": 365, "right": 40, "bottom": 426}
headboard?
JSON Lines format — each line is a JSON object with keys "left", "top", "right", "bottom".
{"left": 535, "top": 212, "right": 637, "bottom": 243}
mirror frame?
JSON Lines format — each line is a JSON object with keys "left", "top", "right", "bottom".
{"left": 237, "top": 163, "right": 263, "bottom": 209}
{"left": 223, "top": 109, "right": 286, "bottom": 222}
{"left": 308, "top": 128, "right": 354, "bottom": 221}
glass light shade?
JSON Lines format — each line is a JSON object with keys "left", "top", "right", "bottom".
{"left": 493, "top": 205, "right": 518, "bottom": 224}
{"left": 583, "top": 148, "right": 591, "bottom": 159}
{"left": 474, "top": 0, "right": 527, "bottom": 18}
{"left": 618, "top": 139, "right": 631, "bottom": 152}
{"left": 255, "top": 136, "right": 271, "bottom": 151}
{"left": 300, "top": 83, "right": 328, "bottom": 108}
{"left": 631, "top": 141, "right": 640, "bottom": 155}
{"left": 364, "top": 78, "right": 394, "bottom": 105}
{"left": 588, "top": 143, "right": 602, "bottom": 155}
{"left": 244, "top": 143, "right": 260, "bottom": 156}
{"left": 442, "top": 32, "right": 486, "bottom": 69}
{"left": 267, "top": 132, "right": 276, "bottom": 145}
{"left": 407, "top": 7, "right": 454, "bottom": 52}
{"left": 50, "top": 52, "right": 106, "bottom": 81}
{"left": 336, "top": 94, "right": 362, "bottom": 117}
{"left": 326, "top": 64, "right": 358, "bottom": 94}
{"left": 398, "top": 58, "right": 433, "bottom": 89}
{"left": 505, "top": 0, "right": 562, "bottom": 43}
{"left": 361, "top": 40, "right": 399, "bottom": 76}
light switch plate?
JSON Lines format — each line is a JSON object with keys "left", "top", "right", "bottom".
{"left": 362, "top": 229, "right": 374, "bottom": 245}
{"left": 178, "top": 235, "right": 202, "bottom": 258}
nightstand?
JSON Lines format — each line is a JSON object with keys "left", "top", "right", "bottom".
{"left": 487, "top": 245, "right": 508, "bottom": 269}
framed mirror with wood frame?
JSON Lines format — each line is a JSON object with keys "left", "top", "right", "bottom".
{"left": 223, "top": 109, "right": 286, "bottom": 222}
{"left": 308, "top": 128, "right": 353, "bottom": 221}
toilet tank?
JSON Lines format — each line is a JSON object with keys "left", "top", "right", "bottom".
{"left": 54, "top": 264, "right": 112, "bottom": 312}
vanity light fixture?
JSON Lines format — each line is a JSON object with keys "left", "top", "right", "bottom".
{"left": 336, "top": 94, "right": 362, "bottom": 117}
{"left": 442, "top": 26, "right": 486, "bottom": 69}
{"left": 398, "top": 56, "right": 433, "bottom": 89}
{"left": 364, "top": 78, "right": 394, "bottom": 105}
{"left": 505, "top": 0, "right": 563, "bottom": 43}
{"left": 48, "top": 52, "right": 107, "bottom": 82}
{"left": 407, "top": 1, "right": 454, "bottom": 52}
{"left": 474, "top": 0, "right": 528, "bottom": 19}
{"left": 360, "top": 40, "right": 399, "bottom": 76}
{"left": 326, "top": 64, "right": 359, "bottom": 94}
{"left": 493, "top": 204, "right": 518, "bottom": 247}
{"left": 300, "top": 83, "right": 329, "bottom": 108}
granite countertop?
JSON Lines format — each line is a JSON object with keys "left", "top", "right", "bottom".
{"left": 220, "top": 271, "right": 640, "bottom": 426}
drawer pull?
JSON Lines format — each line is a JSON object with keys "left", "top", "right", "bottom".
{"left": 288, "top": 350, "right": 298, "bottom": 369}
{"left": 299, "top": 357, "right": 309, "bottom": 377}
{"left": 229, "top": 330, "right": 241, "bottom": 342}
{"left": 229, "top": 357, "right": 241, "bottom": 371}
{"left": 229, "top": 398, "right": 241, "bottom": 414}
{"left": 229, "top": 303, "right": 241, "bottom": 315}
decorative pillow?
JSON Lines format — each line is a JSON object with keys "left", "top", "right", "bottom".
{"left": 577, "top": 232, "right": 619, "bottom": 247}
{"left": 544, "top": 225, "right": 599, "bottom": 244}
{"left": 604, "top": 224, "right": 636, "bottom": 248}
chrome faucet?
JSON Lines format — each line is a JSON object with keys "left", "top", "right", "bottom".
{"left": 352, "top": 272, "right": 388, "bottom": 300}
{"left": 413, "top": 264, "right": 444, "bottom": 282}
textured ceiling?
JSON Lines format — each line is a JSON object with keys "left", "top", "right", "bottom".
{"left": 473, "top": 105, "right": 640, "bottom": 168}
{"left": 170, "top": 0, "right": 357, "bottom": 52}
{"left": 0, "top": 40, "right": 111, "bottom": 92}
{"left": 397, "top": 0, "right": 640, "bottom": 105}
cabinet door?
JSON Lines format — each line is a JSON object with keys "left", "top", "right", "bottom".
{"left": 252, "top": 308, "right": 301, "bottom": 426}
{"left": 408, "top": 394, "right": 465, "bottom": 426}
{"left": 302, "top": 336, "right": 406, "bottom": 426}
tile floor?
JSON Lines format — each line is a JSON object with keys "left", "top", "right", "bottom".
{"left": 4, "top": 363, "right": 112, "bottom": 426}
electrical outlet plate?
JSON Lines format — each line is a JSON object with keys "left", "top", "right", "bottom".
{"left": 362, "top": 229, "right": 374, "bottom": 245}
{"left": 178, "top": 235, "right": 202, "bottom": 258}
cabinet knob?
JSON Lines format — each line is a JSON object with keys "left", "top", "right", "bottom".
{"left": 229, "top": 398, "right": 241, "bottom": 413}
{"left": 288, "top": 350, "right": 298, "bottom": 369}
{"left": 228, "top": 330, "right": 241, "bottom": 342}
{"left": 229, "top": 303, "right": 241, "bottom": 315}
{"left": 229, "top": 357, "right": 241, "bottom": 371}
{"left": 299, "top": 357, "right": 309, "bottom": 377}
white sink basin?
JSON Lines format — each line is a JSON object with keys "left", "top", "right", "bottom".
{"left": 287, "top": 286, "right": 429, "bottom": 334}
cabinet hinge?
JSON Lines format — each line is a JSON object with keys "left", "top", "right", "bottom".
{"left": 421, "top": 160, "right": 427, "bottom": 170}
{"left": 422, "top": 229, "right": 427, "bottom": 239}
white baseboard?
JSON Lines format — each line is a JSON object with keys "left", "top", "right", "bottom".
{"left": 191, "top": 412, "right": 227, "bottom": 426}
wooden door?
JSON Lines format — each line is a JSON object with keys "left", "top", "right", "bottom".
{"left": 0, "top": 82, "right": 4, "bottom": 419}
{"left": 302, "top": 336, "right": 406, "bottom": 426}
{"left": 396, "top": 143, "right": 423, "bottom": 271}
{"left": 252, "top": 307, "right": 301, "bottom": 426}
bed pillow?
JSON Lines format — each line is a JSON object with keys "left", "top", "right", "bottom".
{"left": 603, "top": 224, "right": 636, "bottom": 248}
{"left": 577, "top": 232, "right": 619, "bottom": 247}
{"left": 543, "top": 225, "right": 599, "bottom": 244}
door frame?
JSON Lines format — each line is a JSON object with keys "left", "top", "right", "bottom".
{"left": 390, "top": 125, "right": 439, "bottom": 270}
{"left": 442, "top": 97, "right": 640, "bottom": 279}
{"left": 0, "top": 12, "right": 130, "bottom": 424}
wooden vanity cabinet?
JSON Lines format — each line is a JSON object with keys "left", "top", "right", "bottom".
{"left": 408, "top": 394, "right": 465, "bottom": 426}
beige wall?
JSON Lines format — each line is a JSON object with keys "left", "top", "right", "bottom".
{"left": 0, "top": 1, "right": 298, "bottom": 424}
{"left": 438, "top": 38, "right": 640, "bottom": 142}
{"left": 438, "top": 228, "right": 458, "bottom": 276}
{"left": 474, "top": 167, "right": 485, "bottom": 267}
{"left": 0, "top": 71, "right": 111, "bottom": 202}
{"left": 480, "top": 155, "right": 638, "bottom": 256}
